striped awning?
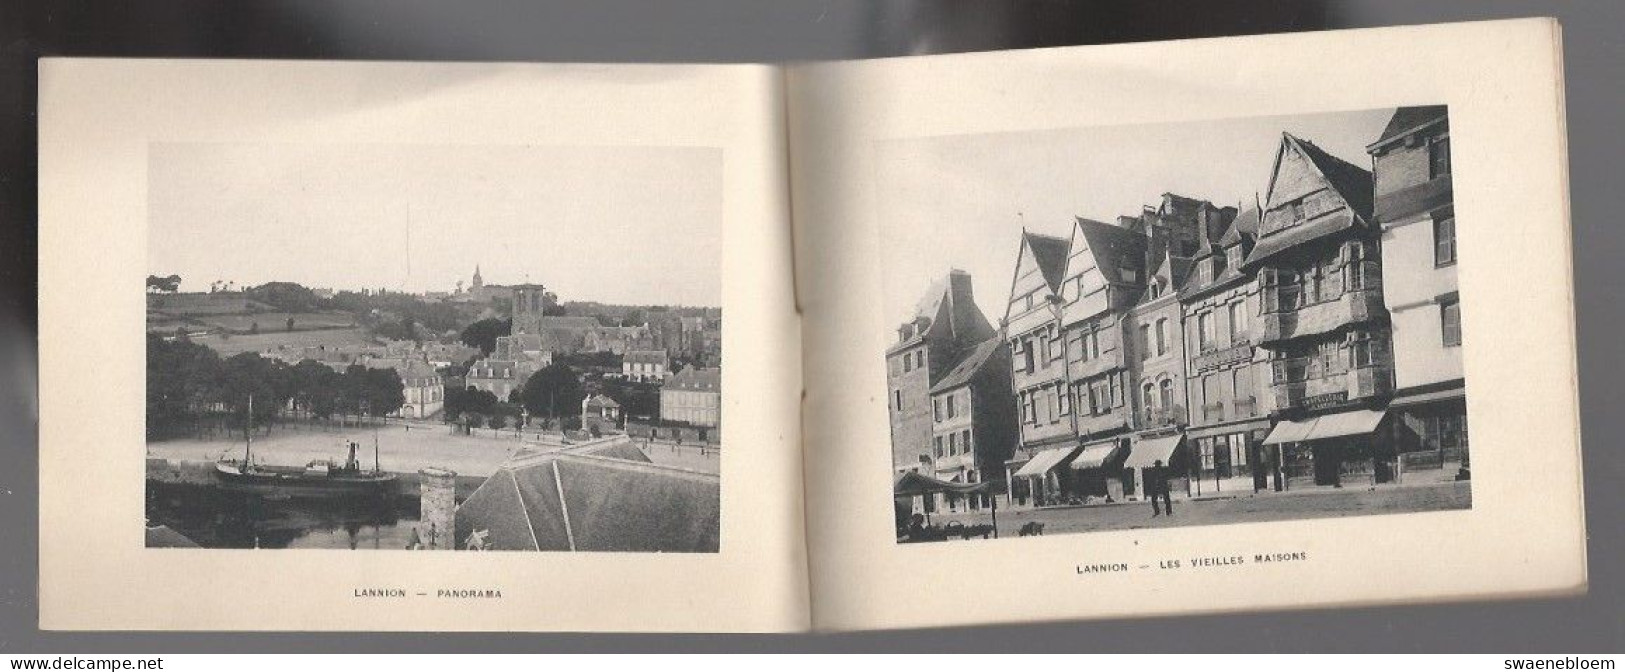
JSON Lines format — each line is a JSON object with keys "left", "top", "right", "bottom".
{"left": 1263, "top": 418, "right": 1317, "bottom": 445}
{"left": 1070, "top": 441, "right": 1123, "bottom": 470}
{"left": 1013, "top": 447, "right": 1076, "bottom": 478}
{"left": 1124, "top": 435, "right": 1184, "bottom": 469}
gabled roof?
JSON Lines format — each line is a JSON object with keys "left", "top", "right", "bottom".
{"left": 1247, "top": 134, "right": 1375, "bottom": 268}
{"left": 1289, "top": 134, "right": 1374, "bottom": 222}
{"left": 1373, "top": 105, "right": 1448, "bottom": 147}
{"left": 929, "top": 337, "right": 1007, "bottom": 394}
{"left": 1073, "top": 217, "right": 1146, "bottom": 285}
{"left": 1023, "top": 231, "right": 1071, "bottom": 292}
{"left": 455, "top": 437, "right": 719, "bottom": 552}
{"left": 667, "top": 366, "right": 721, "bottom": 392}
{"left": 1219, "top": 204, "right": 1261, "bottom": 247}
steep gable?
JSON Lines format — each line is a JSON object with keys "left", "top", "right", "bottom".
{"left": 1246, "top": 133, "right": 1375, "bottom": 268}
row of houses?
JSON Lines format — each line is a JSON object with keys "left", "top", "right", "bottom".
{"left": 888, "top": 106, "right": 1465, "bottom": 513}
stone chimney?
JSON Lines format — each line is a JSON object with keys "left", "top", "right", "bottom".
{"left": 417, "top": 467, "right": 457, "bottom": 550}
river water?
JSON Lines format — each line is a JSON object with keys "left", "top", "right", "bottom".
{"left": 146, "top": 482, "right": 420, "bottom": 549}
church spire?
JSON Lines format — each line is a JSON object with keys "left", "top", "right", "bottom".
{"left": 472, "top": 264, "right": 484, "bottom": 289}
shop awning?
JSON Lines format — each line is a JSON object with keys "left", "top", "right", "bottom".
{"left": 1304, "top": 408, "right": 1387, "bottom": 441}
{"left": 893, "top": 471, "right": 1002, "bottom": 497}
{"left": 1186, "top": 419, "right": 1273, "bottom": 441}
{"left": 1070, "top": 441, "right": 1123, "bottom": 470}
{"left": 1013, "top": 447, "right": 1076, "bottom": 478}
{"left": 1263, "top": 418, "right": 1317, "bottom": 445}
{"left": 1389, "top": 386, "right": 1466, "bottom": 409}
{"left": 1124, "top": 434, "right": 1184, "bottom": 469}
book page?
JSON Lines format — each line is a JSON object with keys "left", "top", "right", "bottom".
{"left": 39, "top": 59, "right": 807, "bottom": 632}
{"left": 790, "top": 18, "right": 1582, "bottom": 631}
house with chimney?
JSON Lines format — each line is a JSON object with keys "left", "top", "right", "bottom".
{"left": 1245, "top": 132, "right": 1396, "bottom": 489}
{"left": 886, "top": 270, "right": 997, "bottom": 481}
{"left": 1367, "top": 105, "right": 1468, "bottom": 482}
{"left": 1180, "top": 200, "right": 1277, "bottom": 494}
{"left": 1001, "top": 232, "right": 1076, "bottom": 507}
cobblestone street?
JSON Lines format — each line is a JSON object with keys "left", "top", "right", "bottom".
{"left": 927, "top": 481, "right": 1471, "bottom": 539}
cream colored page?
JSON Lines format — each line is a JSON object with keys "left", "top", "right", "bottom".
{"left": 792, "top": 19, "right": 1581, "bottom": 631}
{"left": 39, "top": 59, "right": 807, "bottom": 632}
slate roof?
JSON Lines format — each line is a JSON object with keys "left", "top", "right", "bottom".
{"left": 1073, "top": 217, "right": 1147, "bottom": 285}
{"left": 1245, "top": 134, "right": 1374, "bottom": 268}
{"left": 1024, "top": 232, "right": 1071, "bottom": 292}
{"left": 1292, "top": 134, "right": 1374, "bottom": 222}
{"left": 929, "top": 337, "right": 1007, "bottom": 394}
{"left": 455, "top": 437, "right": 720, "bottom": 553}
{"left": 1219, "top": 204, "right": 1261, "bottom": 246}
{"left": 1375, "top": 105, "right": 1448, "bottom": 146}
{"left": 624, "top": 350, "right": 668, "bottom": 365}
{"left": 666, "top": 366, "right": 721, "bottom": 392}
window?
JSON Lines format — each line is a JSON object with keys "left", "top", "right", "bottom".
{"left": 1228, "top": 301, "right": 1248, "bottom": 340}
{"left": 902, "top": 353, "right": 912, "bottom": 373}
{"left": 934, "top": 436, "right": 944, "bottom": 458}
{"left": 1429, "top": 135, "right": 1451, "bottom": 179}
{"left": 962, "top": 430, "right": 973, "bottom": 455}
{"left": 933, "top": 398, "right": 942, "bottom": 422}
{"left": 1156, "top": 318, "right": 1169, "bottom": 356}
{"left": 948, "top": 432, "right": 958, "bottom": 456}
{"left": 946, "top": 395, "right": 957, "bottom": 419}
{"left": 1149, "top": 281, "right": 1162, "bottom": 300}
{"left": 1139, "top": 325, "right": 1152, "bottom": 361}
{"left": 1198, "top": 312, "right": 1217, "bottom": 350}
{"left": 1069, "top": 330, "right": 1085, "bottom": 361}
{"left": 1233, "top": 366, "right": 1253, "bottom": 406}
{"left": 1142, "top": 382, "right": 1156, "bottom": 411}
{"left": 1089, "top": 328, "right": 1101, "bottom": 359}
{"left": 1049, "top": 385, "right": 1062, "bottom": 422}
{"left": 1349, "top": 330, "right": 1375, "bottom": 368}
{"left": 893, "top": 390, "right": 902, "bottom": 411}
{"left": 1110, "top": 373, "right": 1123, "bottom": 407}
{"left": 1056, "top": 384, "right": 1069, "bottom": 415}
{"left": 1022, "top": 337, "right": 1035, "bottom": 373}
{"left": 1159, "top": 378, "right": 1175, "bottom": 411}
{"left": 1441, "top": 297, "right": 1462, "bottom": 346}
{"left": 1435, "top": 212, "right": 1457, "bottom": 266}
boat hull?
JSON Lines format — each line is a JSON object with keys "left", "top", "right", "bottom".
{"left": 214, "top": 463, "right": 398, "bottom": 500}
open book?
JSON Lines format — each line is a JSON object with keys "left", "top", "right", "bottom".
{"left": 37, "top": 18, "right": 1583, "bottom": 632}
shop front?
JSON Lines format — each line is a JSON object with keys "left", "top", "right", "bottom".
{"left": 1123, "top": 433, "right": 1188, "bottom": 499}
{"left": 1186, "top": 420, "right": 1273, "bottom": 495}
{"left": 1009, "top": 445, "right": 1081, "bottom": 507}
{"left": 1263, "top": 408, "right": 1394, "bottom": 490}
{"left": 1389, "top": 385, "right": 1469, "bottom": 484}
{"left": 1067, "top": 439, "right": 1129, "bottom": 502}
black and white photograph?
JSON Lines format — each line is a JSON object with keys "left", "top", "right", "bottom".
{"left": 143, "top": 142, "right": 724, "bottom": 553}
{"left": 884, "top": 107, "right": 1470, "bottom": 542}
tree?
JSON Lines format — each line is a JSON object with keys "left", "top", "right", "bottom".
{"left": 243, "top": 281, "right": 322, "bottom": 313}
{"left": 487, "top": 414, "right": 507, "bottom": 430}
{"left": 362, "top": 367, "right": 406, "bottom": 418}
{"left": 518, "top": 363, "right": 585, "bottom": 420}
{"left": 619, "top": 309, "right": 646, "bottom": 327}
{"left": 146, "top": 274, "right": 181, "bottom": 293}
{"left": 219, "top": 352, "right": 281, "bottom": 431}
{"left": 459, "top": 317, "right": 511, "bottom": 355}
{"left": 291, "top": 359, "right": 340, "bottom": 419}
{"left": 146, "top": 334, "right": 221, "bottom": 439}
{"left": 286, "top": 317, "right": 296, "bottom": 332}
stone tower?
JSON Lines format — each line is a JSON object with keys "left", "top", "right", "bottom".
{"left": 416, "top": 467, "right": 457, "bottom": 550}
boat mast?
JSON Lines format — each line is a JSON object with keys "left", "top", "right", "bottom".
{"left": 244, "top": 394, "right": 253, "bottom": 467}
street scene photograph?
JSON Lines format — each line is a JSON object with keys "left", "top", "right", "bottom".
{"left": 144, "top": 142, "right": 723, "bottom": 552}
{"left": 880, "top": 107, "right": 1470, "bottom": 542}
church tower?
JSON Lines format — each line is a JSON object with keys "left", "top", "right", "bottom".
{"left": 472, "top": 265, "right": 484, "bottom": 290}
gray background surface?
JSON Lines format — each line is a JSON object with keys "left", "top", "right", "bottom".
{"left": 0, "top": 0, "right": 1619, "bottom": 653}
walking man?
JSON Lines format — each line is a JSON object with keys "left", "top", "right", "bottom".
{"left": 1148, "top": 459, "right": 1173, "bottom": 517}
